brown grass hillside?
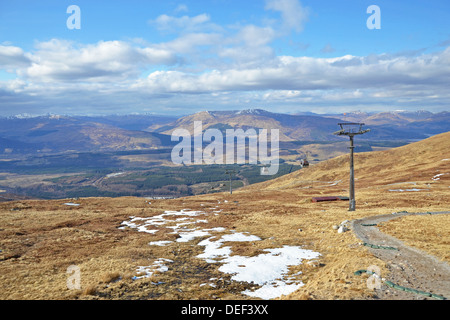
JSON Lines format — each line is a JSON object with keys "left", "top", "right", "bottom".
{"left": 250, "top": 131, "right": 450, "bottom": 192}
{"left": 0, "top": 133, "right": 448, "bottom": 300}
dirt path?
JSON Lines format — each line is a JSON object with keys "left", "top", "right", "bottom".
{"left": 351, "top": 211, "right": 450, "bottom": 300}
{"left": 235, "top": 173, "right": 249, "bottom": 187}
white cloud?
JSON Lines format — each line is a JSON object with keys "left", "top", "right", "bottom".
{"left": 321, "top": 43, "right": 335, "bottom": 54}
{"left": 0, "top": 45, "right": 32, "bottom": 69}
{"left": 160, "top": 32, "right": 222, "bottom": 54}
{"left": 265, "top": 0, "right": 309, "bottom": 33}
{"left": 2, "top": 39, "right": 450, "bottom": 115}
{"left": 17, "top": 39, "right": 177, "bottom": 82}
{"left": 1, "top": 1, "right": 450, "bottom": 116}
{"left": 132, "top": 47, "right": 450, "bottom": 101}
{"left": 217, "top": 25, "right": 277, "bottom": 68}
{"left": 174, "top": 4, "right": 189, "bottom": 14}
{"left": 150, "top": 13, "right": 216, "bottom": 34}
{"left": 234, "top": 25, "right": 276, "bottom": 47}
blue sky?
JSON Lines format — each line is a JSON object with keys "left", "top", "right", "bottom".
{"left": 1, "top": 0, "right": 449, "bottom": 116}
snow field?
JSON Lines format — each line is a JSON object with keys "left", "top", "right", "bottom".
{"left": 120, "top": 205, "right": 320, "bottom": 299}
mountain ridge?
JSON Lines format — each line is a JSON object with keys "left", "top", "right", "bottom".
{"left": 1, "top": 109, "right": 449, "bottom": 157}
{"left": 146, "top": 108, "right": 449, "bottom": 142}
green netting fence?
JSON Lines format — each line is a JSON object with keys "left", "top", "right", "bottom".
{"left": 354, "top": 269, "right": 447, "bottom": 300}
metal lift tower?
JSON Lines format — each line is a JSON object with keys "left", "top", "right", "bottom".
{"left": 225, "top": 169, "right": 236, "bottom": 194}
{"left": 334, "top": 123, "right": 370, "bottom": 211}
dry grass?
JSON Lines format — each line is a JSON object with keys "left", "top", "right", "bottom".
{"left": 0, "top": 194, "right": 384, "bottom": 300}
{"left": 379, "top": 214, "right": 450, "bottom": 262}
{"left": 0, "top": 132, "right": 448, "bottom": 300}
{"left": 82, "top": 285, "right": 97, "bottom": 296}
{"left": 101, "top": 272, "right": 122, "bottom": 284}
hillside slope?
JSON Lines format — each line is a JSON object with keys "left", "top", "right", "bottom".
{"left": 0, "top": 132, "right": 448, "bottom": 301}
{"left": 248, "top": 131, "right": 450, "bottom": 191}
{"left": 0, "top": 116, "right": 172, "bottom": 155}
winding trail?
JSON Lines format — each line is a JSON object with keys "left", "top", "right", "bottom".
{"left": 351, "top": 211, "right": 450, "bottom": 300}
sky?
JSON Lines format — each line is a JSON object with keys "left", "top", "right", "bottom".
{"left": 0, "top": 0, "right": 449, "bottom": 116}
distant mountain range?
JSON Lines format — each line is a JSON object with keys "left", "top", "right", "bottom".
{"left": 321, "top": 109, "right": 444, "bottom": 124}
{"left": 0, "top": 109, "right": 449, "bottom": 157}
{"left": 0, "top": 115, "right": 176, "bottom": 156}
{"left": 324, "top": 110, "right": 450, "bottom": 137}
{"left": 147, "top": 109, "right": 450, "bottom": 141}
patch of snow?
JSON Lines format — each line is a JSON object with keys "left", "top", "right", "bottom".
{"left": 386, "top": 182, "right": 417, "bottom": 186}
{"left": 119, "top": 209, "right": 208, "bottom": 234}
{"left": 389, "top": 189, "right": 428, "bottom": 192}
{"left": 63, "top": 203, "right": 80, "bottom": 206}
{"left": 106, "top": 172, "right": 125, "bottom": 178}
{"left": 217, "top": 246, "right": 320, "bottom": 299}
{"left": 177, "top": 229, "right": 211, "bottom": 242}
{"left": 148, "top": 241, "right": 172, "bottom": 246}
{"left": 197, "top": 237, "right": 232, "bottom": 263}
{"left": 133, "top": 258, "right": 173, "bottom": 280}
{"left": 208, "top": 227, "right": 226, "bottom": 232}
{"left": 327, "top": 180, "right": 342, "bottom": 187}
{"left": 197, "top": 232, "right": 261, "bottom": 263}
{"left": 432, "top": 173, "right": 448, "bottom": 181}
{"left": 221, "top": 232, "right": 261, "bottom": 242}
{"left": 243, "top": 280, "right": 302, "bottom": 300}
{"left": 136, "top": 225, "right": 159, "bottom": 234}
{"left": 197, "top": 233, "right": 320, "bottom": 299}
{"left": 122, "top": 209, "right": 320, "bottom": 299}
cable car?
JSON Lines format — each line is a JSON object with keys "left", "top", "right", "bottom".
{"left": 301, "top": 159, "right": 309, "bottom": 167}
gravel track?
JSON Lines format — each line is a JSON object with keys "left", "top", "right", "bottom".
{"left": 351, "top": 211, "right": 450, "bottom": 300}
